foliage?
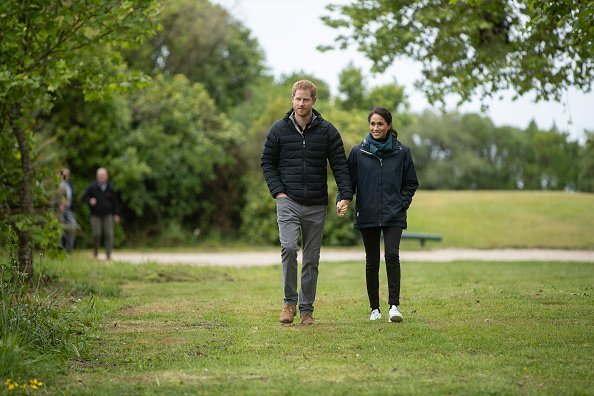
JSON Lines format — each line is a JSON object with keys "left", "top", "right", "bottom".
{"left": 323, "top": 180, "right": 358, "bottom": 246}
{"left": 578, "top": 131, "right": 594, "bottom": 192}
{"left": 520, "top": 121, "right": 581, "bottom": 190}
{"left": 36, "top": 88, "right": 132, "bottom": 248}
{"left": 336, "top": 63, "right": 410, "bottom": 120}
{"left": 114, "top": 74, "right": 245, "bottom": 241}
{"left": 336, "top": 63, "right": 367, "bottom": 111}
{"left": 0, "top": 0, "right": 159, "bottom": 275}
{"left": 240, "top": 181, "right": 278, "bottom": 245}
{"left": 404, "top": 111, "right": 581, "bottom": 190}
{"left": 0, "top": 0, "right": 158, "bottom": 114}
{"left": 0, "top": 132, "right": 63, "bottom": 258}
{"left": 0, "top": 226, "right": 98, "bottom": 382}
{"left": 321, "top": 0, "right": 594, "bottom": 105}
{"left": 126, "top": 0, "right": 265, "bottom": 111}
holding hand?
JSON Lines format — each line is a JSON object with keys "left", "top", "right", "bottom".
{"left": 336, "top": 199, "right": 350, "bottom": 217}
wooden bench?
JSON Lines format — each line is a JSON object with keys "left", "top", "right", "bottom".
{"left": 402, "top": 231, "right": 442, "bottom": 247}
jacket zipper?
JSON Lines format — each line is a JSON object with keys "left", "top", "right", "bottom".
{"left": 302, "top": 137, "right": 306, "bottom": 198}
{"left": 361, "top": 149, "right": 384, "bottom": 225}
{"left": 290, "top": 114, "right": 319, "bottom": 202}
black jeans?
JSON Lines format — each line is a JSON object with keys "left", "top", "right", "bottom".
{"left": 359, "top": 226, "right": 403, "bottom": 310}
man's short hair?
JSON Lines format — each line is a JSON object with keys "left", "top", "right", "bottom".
{"left": 292, "top": 80, "right": 317, "bottom": 98}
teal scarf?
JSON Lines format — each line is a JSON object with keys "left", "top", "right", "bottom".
{"left": 367, "top": 133, "right": 393, "bottom": 158}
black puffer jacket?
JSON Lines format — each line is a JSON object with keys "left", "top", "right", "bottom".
{"left": 347, "top": 135, "right": 419, "bottom": 229}
{"left": 81, "top": 182, "right": 121, "bottom": 217}
{"left": 261, "top": 109, "right": 352, "bottom": 205}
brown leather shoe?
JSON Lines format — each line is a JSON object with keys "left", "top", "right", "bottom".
{"left": 279, "top": 304, "right": 297, "bottom": 323}
{"left": 300, "top": 313, "right": 315, "bottom": 325}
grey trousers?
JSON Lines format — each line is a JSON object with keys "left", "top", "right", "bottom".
{"left": 62, "top": 209, "right": 76, "bottom": 252}
{"left": 90, "top": 214, "right": 114, "bottom": 258}
{"left": 276, "top": 197, "right": 327, "bottom": 316}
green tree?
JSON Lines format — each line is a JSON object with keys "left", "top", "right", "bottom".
{"left": 37, "top": 87, "right": 132, "bottom": 248}
{"left": 578, "top": 132, "right": 594, "bottom": 192}
{"left": 118, "top": 74, "right": 244, "bottom": 242}
{"left": 322, "top": 0, "right": 594, "bottom": 105}
{"left": 520, "top": 122, "right": 580, "bottom": 190}
{"left": 0, "top": 0, "right": 158, "bottom": 278}
{"left": 405, "top": 112, "right": 527, "bottom": 189}
{"left": 126, "top": 0, "right": 265, "bottom": 111}
{"left": 336, "top": 63, "right": 367, "bottom": 111}
{"left": 335, "top": 64, "right": 410, "bottom": 130}
{"left": 366, "top": 83, "right": 408, "bottom": 119}
{"left": 404, "top": 112, "right": 582, "bottom": 190}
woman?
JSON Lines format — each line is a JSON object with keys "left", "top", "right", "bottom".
{"left": 339, "top": 107, "right": 418, "bottom": 322}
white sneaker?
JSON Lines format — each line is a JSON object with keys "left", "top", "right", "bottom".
{"left": 388, "top": 305, "right": 403, "bottom": 322}
{"left": 369, "top": 309, "right": 381, "bottom": 321}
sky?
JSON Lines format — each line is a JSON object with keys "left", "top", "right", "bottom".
{"left": 214, "top": 0, "right": 593, "bottom": 142}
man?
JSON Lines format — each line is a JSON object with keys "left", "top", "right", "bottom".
{"left": 261, "top": 80, "right": 352, "bottom": 325}
{"left": 82, "top": 167, "right": 121, "bottom": 260}
{"left": 59, "top": 168, "right": 77, "bottom": 252}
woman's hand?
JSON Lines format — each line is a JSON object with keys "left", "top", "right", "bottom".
{"left": 336, "top": 199, "right": 350, "bottom": 217}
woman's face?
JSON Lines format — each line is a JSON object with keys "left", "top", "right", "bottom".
{"left": 369, "top": 113, "right": 390, "bottom": 140}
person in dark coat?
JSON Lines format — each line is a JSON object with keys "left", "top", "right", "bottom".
{"left": 261, "top": 79, "right": 352, "bottom": 325}
{"left": 338, "top": 107, "right": 419, "bottom": 322}
{"left": 82, "top": 167, "right": 121, "bottom": 260}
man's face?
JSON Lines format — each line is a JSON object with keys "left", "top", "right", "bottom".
{"left": 291, "top": 89, "right": 316, "bottom": 118}
{"left": 97, "top": 170, "right": 108, "bottom": 184}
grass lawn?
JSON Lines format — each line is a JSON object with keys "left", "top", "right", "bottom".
{"left": 407, "top": 190, "right": 594, "bottom": 249}
{"left": 47, "top": 257, "right": 593, "bottom": 395}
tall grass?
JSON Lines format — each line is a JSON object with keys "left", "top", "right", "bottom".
{"left": 0, "top": 226, "right": 98, "bottom": 385}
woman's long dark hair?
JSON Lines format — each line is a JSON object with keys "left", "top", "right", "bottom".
{"left": 368, "top": 107, "right": 398, "bottom": 138}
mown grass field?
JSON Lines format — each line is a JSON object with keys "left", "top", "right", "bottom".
{"left": 42, "top": 256, "right": 593, "bottom": 395}
{"left": 404, "top": 190, "right": 594, "bottom": 249}
{"left": 3, "top": 190, "right": 594, "bottom": 395}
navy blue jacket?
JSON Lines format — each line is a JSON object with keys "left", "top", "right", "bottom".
{"left": 261, "top": 109, "right": 352, "bottom": 205}
{"left": 346, "top": 135, "right": 419, "bottom": 229}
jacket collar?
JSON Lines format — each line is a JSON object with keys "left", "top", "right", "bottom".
{"left": 361, "top": 134, "right": 401, "bottom": 155}
{"left": 284, "top": 108, "right": 323, "bottom": 128}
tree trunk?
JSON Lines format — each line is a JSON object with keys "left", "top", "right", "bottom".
{"left": 13, "top": 124, "right": 34, "bottom": 280}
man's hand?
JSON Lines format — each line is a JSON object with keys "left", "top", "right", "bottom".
{"left": 114, "top": 215, "right": 121, "bottom": 224}
{"left": 336, "top": 199, "right": 350, "bottom": 217}
{"left": 89, "top": 197, "right": 97, "bottom": 206}
{"left": 275, "top": 192, "right": 288, "bottom": 199}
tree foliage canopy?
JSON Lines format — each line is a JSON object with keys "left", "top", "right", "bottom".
{"left": 404, "top": 112, "right": 582, "bottom": 190}
{"left": 321, "top": 0, "right": 594, "bottom": 105}
{"left": 125, "top": 0, "right": 265, "bottom": 111}
{"left": 0, "top": 0, "right": 158, "bottom": 275}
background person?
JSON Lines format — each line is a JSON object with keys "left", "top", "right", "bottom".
{"left": 59, "top": 168, "right": 77, "bottom": 252}
{"left": 339, "top": 107, "right": 418, "bottom": 322}
{"left": 261, "top": 79, "right": 352, "bottom": 325}
{"left": 82, "top": 167, "right": 121, "bottom": 260}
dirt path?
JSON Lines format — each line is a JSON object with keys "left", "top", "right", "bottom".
{"left": 108, "top": 248, "right": 594, "bottom": 267}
